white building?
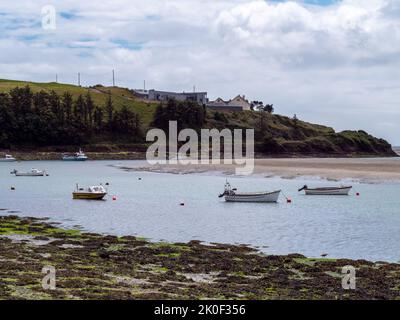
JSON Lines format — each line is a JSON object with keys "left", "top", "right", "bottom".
{"left": 133, "top": 89, "right": 208, "bottom": 105}
{"left": 207, "top": 95, "right": 251, "bottom": 111}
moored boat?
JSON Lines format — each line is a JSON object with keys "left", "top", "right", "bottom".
{"left": 219, "top": 181, "right": 281, "bottom": 203}
{"left": 62, "top": 149, "right": 88, "bottom": 161}
{"left": 73, "top": 184, "right": 107, "bottom": 200}
{"left": 298, "top": 185, "right": 352, "bottom": 196}
{"left": 0, "top": 154, "right": 16, "bottom": 162}
{"left": 11, "top": 169, "right": 47, "bottom": 177}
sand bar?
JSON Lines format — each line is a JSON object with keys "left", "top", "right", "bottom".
{"left": 127, "top": 157, "right": 400, "bottom": 182}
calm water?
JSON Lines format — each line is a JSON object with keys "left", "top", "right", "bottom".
{"left": 1, "top": 160, "right": 399, "bottom": 262}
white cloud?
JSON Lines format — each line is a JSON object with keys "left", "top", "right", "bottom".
{"left": 0, "top": 0, "right": 399, "bottom": 143}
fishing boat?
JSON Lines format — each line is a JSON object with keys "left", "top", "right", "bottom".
{"left": 62, "top": 149, "right": 88, "bottom": 161}
{"left": 219, "top": 181, "right": 281, "bottom": 203}
{"left": 72, "top": 184, "right": 107, "bottom": 200}
{"left": 10, "top": 169, "right": 47, "bottom": 177}
{"left": 298, "top": 185, "right": 352, "bottom": 196}
{"left": 0, "top": 154, "right": 16, "bottom": 162}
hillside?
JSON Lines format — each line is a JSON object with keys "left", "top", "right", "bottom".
{"left": 207, "top": 110, "right": 396, "bottom": 156}
{"left": 0, "top": 79, "right": 396, "bottom": 157}
{"left": 0, "top": 79, "right": 158, "bottom": 125}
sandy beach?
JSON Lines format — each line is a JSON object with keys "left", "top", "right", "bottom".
{"left": 129, "top": 157, "right": 400, "bottom": 182}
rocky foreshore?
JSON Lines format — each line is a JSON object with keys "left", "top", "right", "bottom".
{"left": 0, "top": 215, "right": 399, "bottom": 300}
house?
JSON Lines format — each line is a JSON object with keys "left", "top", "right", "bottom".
{"left": 145, "top": 90, "right": 208, "bottom": 105}
{"left": 207, "top": 95, "right": 251, "bottom": 111}
{"left": 132, "top": 89, "right": 149, "bottom": 100}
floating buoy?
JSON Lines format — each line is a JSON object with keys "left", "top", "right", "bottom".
{"left": 112, "top": 196, "right": 117, "bottom": 201}
{"left": 356, "top": 192, "right": 360, "bottom": 196}
{"left": 180, "top": 202, "right": 185, "bottom": 206}
{"left": 10, "top": 186, "right": 15, "bottom": 191}
{"left": 105, "top": 182, "right": 110, "bottom": 186}
{"left": 282, "top": 192, "right": 292, "bottom": 204}
{"left": 138, "top": 178, "right": 142, "bottom": 181}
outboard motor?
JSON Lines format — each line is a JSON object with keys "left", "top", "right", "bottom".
{"left": 219, "top": 181, "right": 232, "bottom": 198}
{"left": 298, "top": 185, "right": 308, "bottom": 192}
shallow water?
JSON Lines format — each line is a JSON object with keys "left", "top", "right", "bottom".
{"left": 1, "top": 160, "right": 399, "bottom": 262}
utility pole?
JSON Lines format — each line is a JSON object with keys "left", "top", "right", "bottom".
{"left": 112, "top": 69, "right": 115, "bottom": 87}
{"left": 144, "top": 80, "right": 146, "bottom": 91}
{"left": 193, "top": 85, "right": 196, "bottom": 93}
{"left": 55, "top": 74, "right": 58, "bottom": 83}
{"left": 78, "top": 73, "right": 81, "bottom": 87}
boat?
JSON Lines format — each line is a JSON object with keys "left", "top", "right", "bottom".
{"left": 219, "top": 181, "right": 281, "bottom": 203}
{"left": 0, "top": 154, "right": 16, "bottom": 162}
{"left": 72, "top": 184, "right": 107, "bottom": 200}
{"left": 62, "top": 149, "right": 88, "bottom": 161}
{"left": 298, "top": 185, "right": 352, "bottom": 196}
{"left": 10, "top": 169, "right": 47, "bottom": 177}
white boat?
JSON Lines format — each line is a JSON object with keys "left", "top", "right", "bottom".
{"left": 0, "top": 154, "right": 16, "bottom": 162}
{"left": 73, "top": 184, "right": 107, "bottom": 200}
{"left": 219, "top": 182, "right": 281, "bottom": 203}
{"left": 11, "top": 169, "right": 47, "bottom": 177}
{"left": 62, "top": 149, "right": 88, "bottom": 161}
{"left": 298, "top": 185, "right": 352, "bottom": 196}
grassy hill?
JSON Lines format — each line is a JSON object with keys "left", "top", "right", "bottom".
{"left": 0, "top": 79, "right": 158, "bottom": 126}
{"left": 0, "top": 79, "right": 396, "bottom": 157}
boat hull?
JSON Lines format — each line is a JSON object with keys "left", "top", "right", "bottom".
{"left": 225, "top": 190, "right": 281, "bottom": 203}
{"left": 73, "top": 192, "right": 107, "bottom": 200}
{"left": 304, "top": 187, "right": 352, "bottom": 196}
{"left": 15, "top": 172, "right": 46, "bottom": 177}
{"left": 62, "top": 157, "right": 88, "bottom": 161}
{"left": 0, "top": 159, "right": 16, "bottom": 162}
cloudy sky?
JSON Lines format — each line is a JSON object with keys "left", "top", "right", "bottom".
{"left": 1, "top": 0, "right": 399, "bottom": 143}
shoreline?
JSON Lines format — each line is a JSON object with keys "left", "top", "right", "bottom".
{"left": 1, "top": 150, "right": 398, "bottom": 162}
{"left": 0, "top": 215, "right": 399, "bottom": 300}
{"left": 119, "top": 157, "right": 400, "bottom": 183}
{"left": 2, "top": 152, "right": 400, "bottom": 182}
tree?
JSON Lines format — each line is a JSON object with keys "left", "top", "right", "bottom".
{"left": 93, "top": 107, "right": 103, "bottom": 132}
{"left": 264, "top": 104, "right": 274, "bottom": 114}
{"left": 105, "top": 91, "right": 114, "bottom": 130}
{"left": 62, "top": 92, "right": 73, "bottom": 123}
{"left": 74, "top": 94, "right": 85, "bottom": 125}
{"left": 85, "top": 92, "right": 94, "bottom": 127}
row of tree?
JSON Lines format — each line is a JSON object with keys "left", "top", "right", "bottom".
{"left": 0, "top": 86, "right": 142, "bottom": 147}
{"left": 0, "top": 85, "right": 276, "bottom": 148}
{"left": 152, "top": 98, "right": 207, "bottom": 132}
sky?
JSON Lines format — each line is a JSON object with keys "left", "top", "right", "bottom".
{"left": 0, "top": 0, "right": 399, "bottom": 143}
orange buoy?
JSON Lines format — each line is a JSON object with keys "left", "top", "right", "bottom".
{"left": 287, "top": 198, "right": 292, "bottom": 203}
{"left": 112, "top": 196, "right": 117, "bottom": 201}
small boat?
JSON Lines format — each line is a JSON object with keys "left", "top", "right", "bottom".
{"left": 73, "top": 184, "right": 107, "bottom": 200}
{"left": 62, "top": 149, "right": 88, "bottom": 161}
{"left": 298, "top": 185, "right": 352, "bottom": 196}
{"left": 10, "top": 169, "right": 47, "bottom": 177}
{"left": 219, "top": 181, "right": 281, "bottom": 203}
{"left": 0, "top": 154, "right": 16, "bottom": 162}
